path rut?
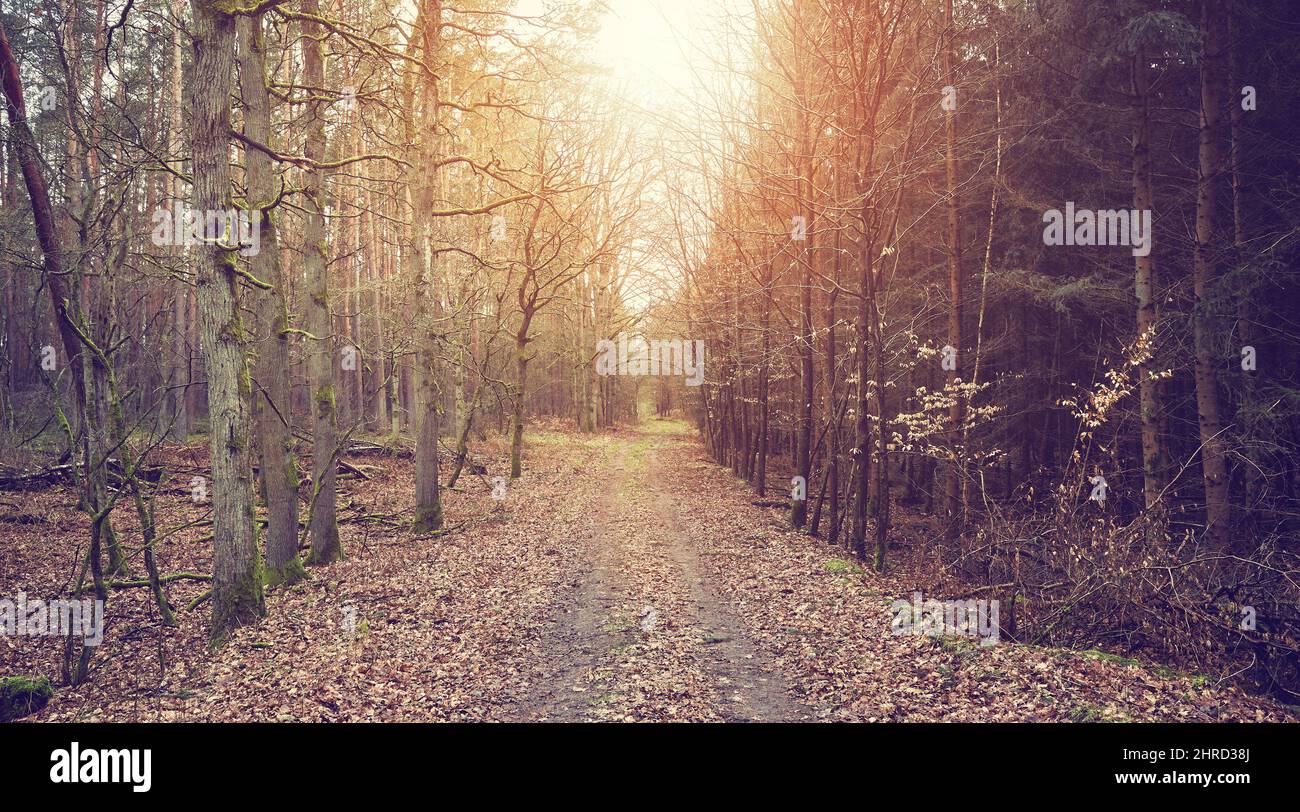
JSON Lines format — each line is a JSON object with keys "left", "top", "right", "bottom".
{"left": 513, "top": 430, "right": 809, "bottom": 722}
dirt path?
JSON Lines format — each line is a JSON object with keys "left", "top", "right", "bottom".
{"left": 512, "top": 421, "right": 1292, "bottom": 723}
{"left": 513, "top": 428, "right": 810, "bottom": 722}
{"left": 14, "top": 419, "right": 1288, "bottom": 722}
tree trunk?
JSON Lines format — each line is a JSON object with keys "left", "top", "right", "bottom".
{"left": 941, "top": 0, "right": 964, "bottom": 545}
{"left": 165, "top": 0, "right": 191, "bottom": 442}
{"left": 510, "top": 312, "right": 535, "bottom": 480}
{"left": 1133, "top": 50, "right": 1167, "bottom": 512}
{"left": 1193, "top": 0, "right": 1231, "bottom": 548}
{"left": 301, "top": 0, "right": 341, "bottom": 563}
{"left": 187, "top": 0, "right": 265, "bottom": 640}
{"left": 1227, "top": 2, "right": 1259, "bottom": 544}
{"left": 850, "top": 200, "right": 874, "bottom": 560}
{"left": 411, "top": 0, "right": 445, "bottom": 532}
{"left": 239, "top": 12, "right": 304, "bottom": 586}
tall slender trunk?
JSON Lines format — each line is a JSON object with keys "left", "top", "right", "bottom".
{"left": 941, "top": 0, "right": 964, "bottom": 544}
{"left": 756, "top": 257, "right": 772, "bottom": 496}
{"left": 1133, "top": 49, "right": 1167, "bottom": 512}
{"left": 165, "top": 0, "right": 190, "bottom": 441}
{"left": 301, "top": 0, "right": 341, "bottom": 563}
{"left": 411, "top": 0, "right": 445, "bottom": 531}
{"left": 871, "top": 305, "right": 889, "bottom": 571}
{"left": 1, "top": 17, "right": 109, "bottom": 677}
{"left": 1193, "top": 0, "right": 1231, "bottom": 548}
{"left": 240, "top": 12, "right": 304, "bottom": 586}
{"left": 964, "top": 41, "right": 999, "bottom": 520}
{"left": 362, "top": 190, "right": 382, "bottom": 431}
{"left": 823, "top": 186, "right": 842, "bottom": 544}
{"left": 510, "top": 318, "right": 532, "bottom": 480}
{"left": 791, "top": 124, "right": 814, "bottom": 530}
{"left": 1228, "top": 2, "right": 1259, "bottom": 540}
{"left": 850, "top": 199, "right": 874, "bottom": 560}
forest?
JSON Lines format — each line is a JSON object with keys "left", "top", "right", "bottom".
{"left": 0, "top": 0, "right": 1297, "bottom": 728}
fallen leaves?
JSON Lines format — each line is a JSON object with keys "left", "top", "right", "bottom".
{"left": 3, "top": 421, "right": 1293, "bottom": 723}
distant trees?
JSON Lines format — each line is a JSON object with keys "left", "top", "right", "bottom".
{"left": 0, "top": 0, "right": 643, "bottom": 649}
{"left": 669, "top": 0, "right": 1300, "bottom": 697}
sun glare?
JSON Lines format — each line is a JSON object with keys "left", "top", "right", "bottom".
{"left": 591, "top": 0, "right": 751, "bottom": 114}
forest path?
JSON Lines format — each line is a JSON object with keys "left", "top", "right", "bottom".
{"left": 511, "top": 423, "right": 811, "bottom": 722}
{"left": 509, "top": 419, "right": 1289, "bottom": 723}
{"left": 19, "top": 419, "right": 1286, "bottom": 722}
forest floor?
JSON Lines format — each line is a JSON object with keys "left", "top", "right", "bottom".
{"left": 2, "top": 418, "right": 1294, "bottom": 722}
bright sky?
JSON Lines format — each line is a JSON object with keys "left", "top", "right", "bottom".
{"left": 508, "top": 0, "right": 756, "bottom": 315}
{"left": 593, "top": 0, "right": 700, "bottom": 107}
{"left": 509, "top": 0, "right": 752, "bottom": 113}
{"left": 591, "top": 0, "right": 757, "bottom": 314}
{"left": 592, "top": 0, "right": 753, "bottom": 113}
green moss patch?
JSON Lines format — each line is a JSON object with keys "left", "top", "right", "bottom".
{"left": 0, "top": 675, "right": 54, "bottom": 722}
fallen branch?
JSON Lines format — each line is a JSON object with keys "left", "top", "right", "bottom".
{"left": 75, "top": 572, "right": 211, "bottom": 595}
{"left": 0, "top": 460, "right": 164, "bottom": 491}
{"left": 337, "top": 459, "right": 377, "bottom": 480}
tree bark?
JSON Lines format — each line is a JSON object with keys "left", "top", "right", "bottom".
{"left": 941, "top": 0, "right": 965, "bottom": 545}
{"left": 1193, "top": 0, "right": 1231, "bottom": 548}
{"left": 165, "top": 0, "right": 191, "bottom": 442}
{"left": 187, "top": 0, "right": 265, "bottom": 640}
{"left": 411, "top": 0, "right": 445, "bottom": 531}
{"left": 1133, "top": 49, "right": 1167, "bottom": 512}
{"left": 301, "top": 0, "right": 342, "bottom": 564}
{"left": 240, "top": 11, "right": 304, "bottom": 585}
